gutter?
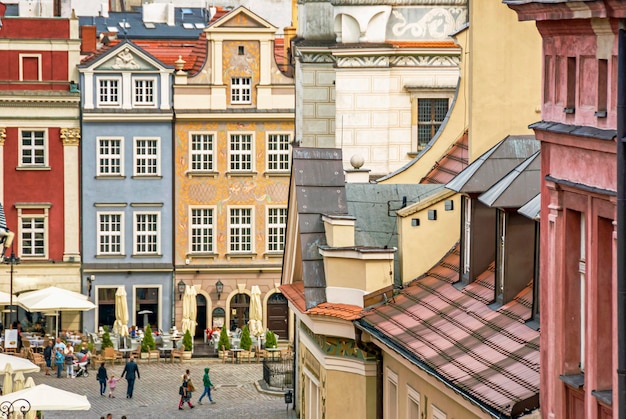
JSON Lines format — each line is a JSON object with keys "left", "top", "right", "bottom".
{"left": 354, "top": 319, "right": 532, "bottom": 419}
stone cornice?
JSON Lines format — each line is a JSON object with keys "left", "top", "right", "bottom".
{"left": 299, "top": 0, "right": 466, "bottom": 5}
{"left": 298, "top": 48, "right": 460, "bottom": 67}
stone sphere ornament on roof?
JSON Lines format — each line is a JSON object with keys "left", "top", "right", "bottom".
{"left": 350, "top": 154, "right": 365, "bottom": 169}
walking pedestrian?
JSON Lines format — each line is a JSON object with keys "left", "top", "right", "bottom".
{"left": 54, "top": 347, "right": 64, "bottom": 378}
{"left": 65, "top": 346, "right": 76, "bottom": 378}
{"left": 97, "top": 363, "right": 108, "bottom": 396}
{"left": 108, "top": 374, "right": 121, "bottom": 398}
{"left": 121, "top": 355, "right": 140, "bottom": 399}
{"left": 197, "top": 367, "right": 216, "bottom": 405}
{"left": 178, "top": 369, "right": 195, "bottom": 410}
{"left": 43, "top": 340, "right": 53, "bottom": 376}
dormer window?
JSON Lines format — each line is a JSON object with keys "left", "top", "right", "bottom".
{"left": 98, "top": 78, "right": 121, "bottom": 106}
{"left": 133, "top": 78, "right": 155, "bottom": 106}
{"left": 231, "top": 77, "right": 251, "bottom": 104}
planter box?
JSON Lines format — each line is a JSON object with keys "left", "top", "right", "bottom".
{"left": 182, "top": 351, "right": 192, "bottom": 361}
{"left": 140, "top": 352, "right": 149, "bottom": 360}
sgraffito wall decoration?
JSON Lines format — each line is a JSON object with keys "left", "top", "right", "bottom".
{"left": 386, "top": 7, "right": 467, "bottom": 41}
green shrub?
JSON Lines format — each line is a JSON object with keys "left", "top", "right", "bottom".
{"left": 218, "top": 327, "right": 230, "bottom": 351}
{"left": 101, "top": 326, "right": 113, "bottom": 350}
{"left": 141, "top": 324, "right": 156, "bottom": 352}
{"left": 182, "top": 329, "right": 193, "bottom": 351}
{"left": 265, "top": 330, "right": 277, "bottom": 349}
{"left": 240, "top": 325, "right": 252, "bottom": 350}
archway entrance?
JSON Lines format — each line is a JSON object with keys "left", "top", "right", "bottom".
{"left": 195, "top": 294, "right": 207, "bottom": 339}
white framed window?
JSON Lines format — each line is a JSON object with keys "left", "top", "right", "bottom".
{"left": 189, "top": 207, "right": 214, "bottom": 254}
{"left": 19, "top": 54, "right": 42, "bottom": 81}
{"left": 229, "top": 133, "right": 253, "bottom": 172}
{"left": 98, "top": 77, "right": 121, "bottom": 106}
{"left": 134, "top": 212, "right": 160, "bottom": 255}
{"left": 20, "top": 216, "right": 46, "bottom": 258}
{"left": 386, "top": 368, "right": 398, "bottom": 419}
{"left": 432, "top": 405, "right": 447, "bottom": 419}
{"left": 97, "top": 212, "right": 124, "bottom": 255}
{"left": 417, "top": 98, "right": 448, "bottom": 150}
{"left": 189, "top": 133, "right": 216, "bottom": 172}
{"left": 407, "top": 386, "right": 421, "bottom": 419}
{"left": 267, "top": 207, "right": 287, "bottom": 252}
{"left": 97, "top": 137, "right": 124, "bottom": 176}
{"left": 228, "top": 207, "right": 253, "bottom": 253}
{"left": 133, "top": 78, "right": 156, "bottom": 106}
{"left": 267, "top": 133, "right": 291, "bottom": 172}
{"left": 19, "top": 129, "right": 47, "bottom": 167}
{"left": 231, "top": 77, "right": 251, "bottom": 104}
{"left": 134, "top": 137, "right": 160, "bottom": 176}
{"left": 304, "top": 368, "right": 321, "bottom": 419}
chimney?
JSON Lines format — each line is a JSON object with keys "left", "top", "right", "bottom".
{"left": 80, "top": 26, "right": 97, "bottom": 54}
{"left": 167, "top": 3, "right": 175, "bottom": 26}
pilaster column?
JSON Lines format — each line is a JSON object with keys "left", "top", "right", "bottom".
{"left": 0, "top": 128, "right": 5, "bottom": 203}
{"left": 61, "top": 128, "right": 81, "bottom": 263}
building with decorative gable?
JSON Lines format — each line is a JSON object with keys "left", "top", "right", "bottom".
{"left": 0, "top": 8, "right": 82, "bottom": 331}
{"left": 172, "top": 6, "right": 295, "bottom": 339}
{"left": 78, "top": 41, "right": 176, "bottom": 333}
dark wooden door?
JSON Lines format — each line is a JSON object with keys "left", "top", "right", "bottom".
{"left": 267, "top": 293, "right": 288, "bottom": 339}
{"left": 195, "top": 294, "right": 207, "bottom": 338}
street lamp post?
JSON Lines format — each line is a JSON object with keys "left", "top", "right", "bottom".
{"left": 3, "top": 249, "right": 20, "bottom": 327}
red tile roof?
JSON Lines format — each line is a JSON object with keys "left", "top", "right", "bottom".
{"left": 358, "top": 244, "right": 540, "bottom": 417}
{"left": 280, "top": 282, "right": 363, "bottom": 321}
{"left": 420, "top": 131, "right": 469, "bottom": 184}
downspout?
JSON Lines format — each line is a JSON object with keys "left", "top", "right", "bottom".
{"left": 617, "top": 24, "right": 626, "bottom": 419}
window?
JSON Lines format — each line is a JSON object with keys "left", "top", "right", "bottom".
{"left": 190, "top": 133, "right": 215, "bottom": 172}
{"left": 133, "top": 79, "right": 155, "bottom": 106}
{"left": 98, "top": 78, "right": 120, "bottom": 106}
{"left": 579, "top": 215, "right": 586, "bottom": 372}
{"left": 134, "top": 137, "right": 160, "bottom": 176}
{"left": 386, "top": 368, "right": 398, "bottom": 419}
{"left": 97, "top": 137, "right": 123, "bottom": 176}
{"left": 229, "top": 208, "right": 252, "bottom": 253}
{"left": 417, "top": 98, "right": 448, "bottom": 150}
{"left": 267, "top": 207, "right": 287, "bottom": 252}
{"left": 190, "top": 207, "right": 214, "bottom": 253}
{"left": 407, "top": 386, "right": 421, "bottom": 419}
{"left": 20, "top": 130, "right": 46, "bottom": 166}
{"left": 97, "top": 212, "right": 124, "bottom": 255}
{"left": 231, "top": 77, "right": 251, "bottom": 104}
{"left": 21, "top": 216, "right": 46, "bottom": 257}
{"left": 20, "top": 54, "right": 41, "bottom": 81}
{"left": 597, "top": 59, "right": 608, "bottom": 115}
{"left": 238, "top": 46, "right": 244, "bottom": 55}
{"left": 229, "top": 134, "right": 253, "bottom": 172}
{"left": 565, "top": 57, "right": 576, "bottom": 112}
{"left": 432, "top": 405, "right": 447, "bottom": 419}
{"left": 267, "top": 134, "right": 291, "bottom": 172}
{"left": 134, "top": 212, "right": 159, "bottom": 255}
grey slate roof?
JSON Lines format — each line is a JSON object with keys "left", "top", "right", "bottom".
{"left": 446, "top": 135, "right": 539, "bottom": 194}
{"left": 478, "top": 151, "right": 540, "bottom": 208}
{"left": 518, "top": 193, "right": 541, "bottom": 221}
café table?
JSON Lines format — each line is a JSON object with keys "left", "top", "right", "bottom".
{"left": 118, "top": 348, "right": 134, "bottom": 359}
{"left": 28, "top": 338, "right": 44, "bottom": 352}
{"left": 231, "top": 348, "right": 243, "bottom": 364}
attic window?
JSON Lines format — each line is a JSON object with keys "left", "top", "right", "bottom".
{"left": 106, "top": 26, "right": 119, "bottom": 33}
{"left": 119, "top": 21, "right": 130, "bottom": 29}
{"left": 183, "top": 23, "right": 194, "bottom": 29}
{"left": 144, "top": 22, "right": 156, "bottom": 29}
{"left": 194, "top": 23, "right": 206, "bottom": 29}
{"left": 238, "top": 46, "right": 244, "bottom": 55}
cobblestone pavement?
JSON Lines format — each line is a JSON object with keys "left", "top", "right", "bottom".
{"left": 22, "top": 358, "right": 292, "bottom": 419}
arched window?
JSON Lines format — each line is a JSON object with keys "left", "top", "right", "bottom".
{"left": 212, "top": 307, "right": 225, "bottom": 329}
{"left": 229, "top": 294, "right": 250, "bottom": 331}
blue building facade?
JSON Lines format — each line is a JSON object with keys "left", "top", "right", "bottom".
{"left": 78, "top": 41, "right": 175, "bottom": 334}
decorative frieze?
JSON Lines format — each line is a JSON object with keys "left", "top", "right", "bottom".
{"left": 388, "top": 7, "right": 467, "bottom": 40}
{"left": 60, "top": 128, "right": 81, "bottom": 146}
{"left": 300, "top": 0, "right": 466, "bottom": 4}
{"left": 390, "top": 55, "right": 460, "bottom": 66}
{"left": 301, "top": 51, "right": 459, "bottom": 67}
{"left": 299, "top": 53, "right": 337, "bottom": 64}
{"left": 336, "top": 56, "right": 390, "bottom": 68}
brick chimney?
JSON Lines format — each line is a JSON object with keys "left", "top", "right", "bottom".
{"left": 80, "top": 25, "right": 97, "bottom": 54}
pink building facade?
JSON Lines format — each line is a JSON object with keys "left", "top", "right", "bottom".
{"left": 507, "top": 1, "right": 624, "bottom": 418}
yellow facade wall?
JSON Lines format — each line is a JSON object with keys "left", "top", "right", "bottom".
{"left": 324, "top": 257, "right": 393, "bottom": 293}
{"left": 397, "top": 191, "right": 460, "bottom": 283}
{"left": 468, "top": 2, "right": 542, "bottom": 161}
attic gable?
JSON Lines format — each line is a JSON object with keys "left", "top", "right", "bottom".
{"left": 209, "top": 6, "right": 276, "bottom": 32}
{"left": 81, "top": 42, "right": 166, "bottom": 72}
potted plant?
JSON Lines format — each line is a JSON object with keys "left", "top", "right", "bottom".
{"left": 182, "top": 329, "right": 193, "bottom": 360}
{"left": 265, "top": 330, "right": 277, "bottom": 349}
{"left": 217, "top": 327, "right": 230, "bottom": 358}
{"left": 141, "top": 324, "right": 156, "bottom": 360}
{"left": 240, "top": 325, "right": 252, "bottom": 351}
{"left": 101, "top": 326, "right": 113, "bottom": 350}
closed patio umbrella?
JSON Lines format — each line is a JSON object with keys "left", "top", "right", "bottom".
{"left": 12, "top": 371, "right": 24, "bottom": 392}
{"left": 23, "top": 377, "right": 36, "bottom": 419}
{"left": 113, "top": 287, "right": 129, "bottom": 338}
{"left": 181, "top": 285, "right": 197, "bottom": 337}
{"left": 249, "top": 286, "right": 264, "bottom": 347}
{"left": 3, "top": 364, "right": 13, "bottom": 395}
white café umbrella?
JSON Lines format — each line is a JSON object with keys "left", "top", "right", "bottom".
{"left": 0, "top": 291, "right": 13, "bottom": 305}
{"left": 248, "top": 286, "right": 264, "bottom": 347}
{"left": 23, "top": 377, "right": 36, "bottom": 419}
{"left": 0, "top": 355, "right": 39, "bottom": 374}
{"left": 113, "top": 287, "right": 129, "bottom": 338}
{"left": 16, "top": 287, "right": 95, "bottom": 336}
{"left": 181, "top": 285, "right": 197, "bottom": 337}
{"left": 2, "top": 364, "right": 13, "bottom": 395}
{"left": 12, "top": 371, "right": 24, "bottom": 392}
{"left": 0, "top": 384, "right": 90, "bottom": 411}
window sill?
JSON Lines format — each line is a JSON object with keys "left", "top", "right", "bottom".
{"left": 595, "top": 110, "right": 607, "bottom": 118}
{"left": 563, "top": 107, "right": 575, "bottom": 114}
{"left": 264, "top": 172, "right": 290, "bottom": 178}
{"left": 132, "top": 254, "right": 163, "bottom": 258}
{"left": 95, "top": 175, "right": 126, "bottom": 180}
{"left": 131, "top": 175, "right": 162, "bottom": 180}
{"left": 96, "top": 254, "right": 126, "bottom": 259}
{"left": 185, "top": 171, "right": 219, "bottom": 178}
{"left": 226, "top": 172, "right": 257, "bottom": 178}
{"left": 559, "top": 374, "right": 584, "bottom": 389}
{"left": 263, "top": 252, "right": 284, "bottom": 260}
{"left": 591, "top": 389, "right": 612, "bottom": 407}
{"left": 16, "top": 166, "right": 51, "bottom": 171}
{"left": 226, "top": 253, "right": 256, "bottom": 260}
{"left": 186, "top": 253, "right": 217, "bottom": 261}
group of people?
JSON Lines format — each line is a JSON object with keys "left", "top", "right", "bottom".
{"left": 96, "top": 356, "right": 140, "bottom": 398}
{"left": 43, "top": 337, "right": 89, "bottom": 379}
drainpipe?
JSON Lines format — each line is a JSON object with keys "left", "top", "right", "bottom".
{"left": 617, "top": 25, "right": 626, "bottom": 419}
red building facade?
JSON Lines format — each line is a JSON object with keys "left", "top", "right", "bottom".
{"left": 507, "top": 1, "right": 624, "bottom": 418}
{"left": 0, "top": 14, "right": 82, "bottom": 328}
